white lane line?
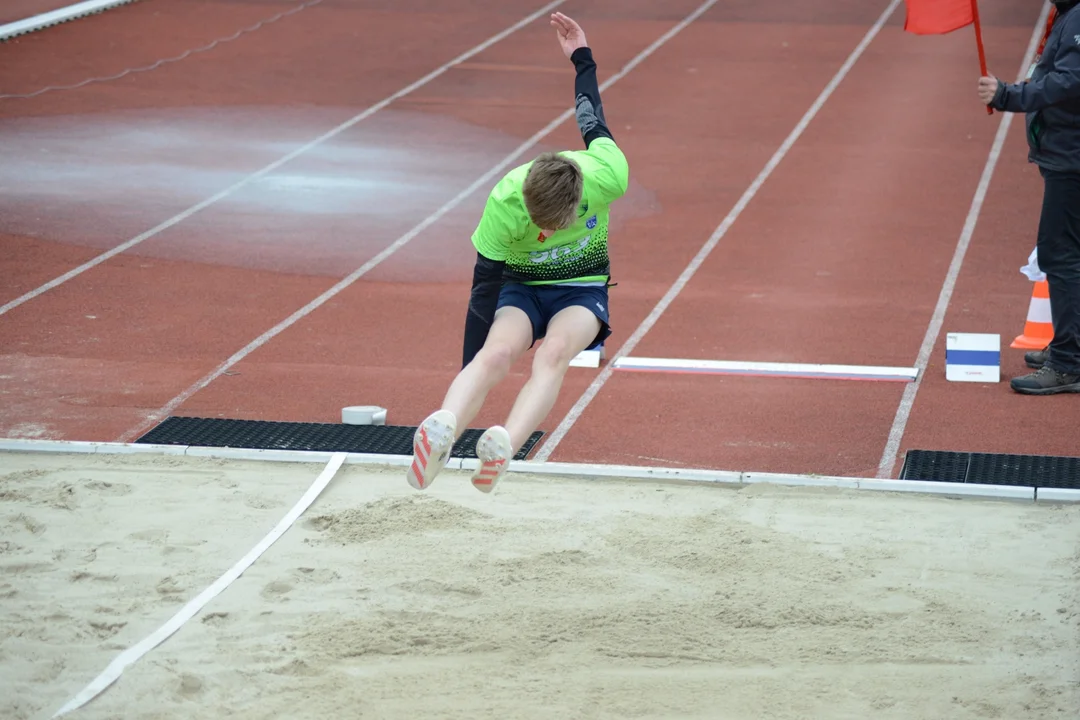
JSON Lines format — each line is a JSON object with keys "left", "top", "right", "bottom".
{"left": 51, "top": 452, "right": 348, "bottom": 717}
{"left": 532, "top": 0, "right": 903, "bottom": 463}
{"left": 0, "top": 0, "right": 324, "bottom": 100}
{"left": 114, "top": 0, "right": 726, "bottom": 444}
{"left": 0, "top": 0, "right": 567, "bottom": 318}
{"left": 875, "top": 2, "right": 1053, "bottom": 479}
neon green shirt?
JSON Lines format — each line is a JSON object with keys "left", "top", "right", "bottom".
{"left": 471, "top": 137, "right": 629, "bottom": 286}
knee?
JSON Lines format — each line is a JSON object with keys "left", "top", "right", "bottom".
{"left": 534, "top": 336, "right": 575, "bottom": 373}
{"left": 475, "top": 343, "right": 516, "bottom": 376}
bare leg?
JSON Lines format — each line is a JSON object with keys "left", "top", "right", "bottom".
{"left": 408, "top": 307, "right": 534, "bottom": 491}
{"left": 441, "top": 306, "right": 534, "bottom": 437}
{"left": 503, "top": 305, "right": 601, "bottom": 451}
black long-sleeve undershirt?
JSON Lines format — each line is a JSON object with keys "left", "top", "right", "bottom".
{"left": 570, "top": 46, "right": 614, "bottom": 148}
{"left": 460, "top": 46, "right": 613, "bottom": 369}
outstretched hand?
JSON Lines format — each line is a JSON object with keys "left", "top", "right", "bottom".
{"left": 551, "top": 12, "right": 587, "bottom": 59}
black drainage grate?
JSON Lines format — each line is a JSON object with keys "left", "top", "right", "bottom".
{"left": 135, "top": 416, "right": 544, "bottom": 461}
{"left": 899, "top": 450, "right": 1080, "bottom": 489}
{"left": 897, "top": 450, "right": 970, "bottom": 484}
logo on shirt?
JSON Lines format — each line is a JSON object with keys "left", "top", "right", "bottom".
{"left": 586, "top": 215, "right": 598, "bottom": 230}
{"left": 1075, "top": 34, "right": 1080, "bottom": 45}
{"left": 528, "top": 236, "right": 590, "bottom": 265}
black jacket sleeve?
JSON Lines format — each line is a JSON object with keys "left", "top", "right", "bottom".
{"left": 570, "top": 47, "right": 614, "bottom": 148}
{"left": 992, "top": 11, "right": 1080, "bottom": 112}
{"left": 462, "top": 252, "right": 505, "bottom": 368}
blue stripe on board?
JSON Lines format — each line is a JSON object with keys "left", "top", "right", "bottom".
{"left": 945, "top": 350, "right": 1001, "bottom": 367}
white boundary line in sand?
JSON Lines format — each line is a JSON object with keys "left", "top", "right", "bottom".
{"left": 4, "top": 438, "right": 1075, "bottom": 505}
{"left": 0, "top": 0, "right": 567, "bottom": 318}
{"left": 875, "top": 2, "right": 1053, "bottom": 479}
{"left": 49, "top": 451, "right": 348, "bottom": 717}
{"left": 533, "top": 0, "right": 904, "bottom": 463}
{"left": 113, "top": 0, "right": 725, "bottom": 444}
{"left": 0, "top": 0, "right": 136, "bottom": 40}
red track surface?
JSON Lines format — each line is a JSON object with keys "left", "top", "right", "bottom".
{"left": 0, "top": 0, "right": 1069, "bottom": 478}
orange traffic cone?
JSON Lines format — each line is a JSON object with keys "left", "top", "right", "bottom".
{"left": 1011, "top": 280, "right": 1054, "bottom": 349}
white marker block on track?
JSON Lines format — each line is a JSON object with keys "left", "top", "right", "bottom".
{"left": 570, "top": 342, "right": 605, "bottom": 369}
{"left": 341, "top": 406, "right": 387, "bottom": 425}
{"left": 945, "top": 333, "right": 1000, "bottom": 383}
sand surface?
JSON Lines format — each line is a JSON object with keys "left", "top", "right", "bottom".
{"left": 1, "top": 451, "right": 1078, "bottom": 719}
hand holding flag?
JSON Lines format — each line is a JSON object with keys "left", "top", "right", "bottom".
{"left": 977, "top": 75, "right": 1000, "bottom": 105}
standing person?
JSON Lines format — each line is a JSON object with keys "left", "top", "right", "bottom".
{"left": 407, "top": 12, "right": 629, "bottom": 492}
{"left": 979, "top": 1, "right": 1080, "bottom": 395}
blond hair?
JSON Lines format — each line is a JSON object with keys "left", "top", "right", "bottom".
{"left": 522, "top": 152, "right": 583, "bottom": 231}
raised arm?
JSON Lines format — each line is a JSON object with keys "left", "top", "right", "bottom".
{"left": 551, "top": 12, "right": 614, "bottom": 148}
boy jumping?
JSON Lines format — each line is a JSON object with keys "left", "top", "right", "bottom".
{"left": 407, "top": 12, "right": 630, "bottom": 493}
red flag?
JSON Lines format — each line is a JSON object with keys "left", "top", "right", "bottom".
{"left": 904, "top": 0, "right": 991, "bottom": 114}
{"left": 903, "top": 0, "right": 975, "bottom": 35}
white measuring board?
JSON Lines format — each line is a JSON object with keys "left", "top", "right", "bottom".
{"left": 945, "top": 333, "right": 1000, "bottom": 383}
{"left": 613, "top": 357, "right": 919, "bottom": 382}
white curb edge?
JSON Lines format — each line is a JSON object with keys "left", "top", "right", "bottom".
{"left": 1, "top": 0, "right": 139, "bottom": 41}
{"left": 2, "top": 438, "right": 1075, "bottom": 503}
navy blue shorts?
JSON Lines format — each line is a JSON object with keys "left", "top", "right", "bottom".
{"left": 497, "top": 282, "right": 612, "bottom": 349}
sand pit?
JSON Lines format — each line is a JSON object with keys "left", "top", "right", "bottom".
{"left": 1, "top": 451, "right": 1078, "bottom": 719}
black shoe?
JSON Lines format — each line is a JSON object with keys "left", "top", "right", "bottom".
{"left": 1010, "top": 365, "right": 1080, "bottom": 395}
{"left": 1024, "top": 348, "right": 1049, "bottom": 369}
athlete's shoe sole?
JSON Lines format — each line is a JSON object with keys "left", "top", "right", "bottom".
{"left": 407, "top": 410, "right": 457, "bottom": 490}
{"left": 471, "top": 426, "right": 513, "bottom": 494}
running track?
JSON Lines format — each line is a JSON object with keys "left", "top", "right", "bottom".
{"left": 0, "top": 0, "right": 1071, "bottom": 480}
